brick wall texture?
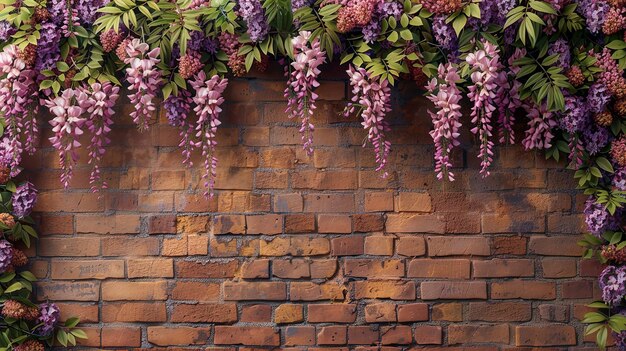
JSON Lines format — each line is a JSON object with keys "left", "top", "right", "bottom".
{"left": 22, "top": 67, "right": 599, "bottom": 349}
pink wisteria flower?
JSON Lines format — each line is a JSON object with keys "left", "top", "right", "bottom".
{"left": 0, "top": 45, "right": 38, "bottom": 170}
{"left": 466, "top": 41, "right": 502, "bottom": 177}
{"left": 82, "top": 82, "right": 120, "bottom": 192}
{"left": 522, "top": 102, "right": 557, "bottom": 150}
{"left": 45, "top": 88, "right": 89, "bottom": 189}
{"left": 123, "top": 39, "right": 162, "bottom": 132}
{"left": 425, "top": 63, "right": 463, "bottom": 181}
{"left": 190, "top": 71, "right": 229, "bottom": 198}
{"left": 284, "top": 31, "right": 326, "bottom": 156}
{"left": 345, "top": 65, "right": 392, "bottom": 178}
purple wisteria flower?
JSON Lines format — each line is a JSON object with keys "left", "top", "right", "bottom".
{"left": 431, "top": 15, "right": 457, "bottom": 52}
{"left": 75, "top": 0, "right": 105, "bottom": 26}
{"left": 584, "top": 196, "right": 620, "bottom": 237}
{"left": 362, "top": 1, "right": 402, "bottom": 43}
{"left": 36, "top": 303, "right": 60, "bottom": 336}
{"left": 560, "top": 94, "right": 590, "bottom": 133}
{"left": 164, "top": 90, "right": 196, "bottom": 166}
{"left": 614, "top": 167, "right": 626, "bottom": 191}
{"left": 587, "top": 83, "right": 612, "bottom": 114}
{"left": 47, "top": 0, "right": 68, "bottom": 25}
{"left": 188, "top": 31, "right": 219, "bottom": 54}
{"left": 0, "top": 239, "right": 12, "bottom": 274}
{"left": 583, "top": 126, "right": 610, "bottom": 155}
{"left": 292, "top": 0, "right": 314, "bottom": 11}
{"left": 237, "top": 0, "right": 269, "bottom": 42}
{"left": 547, "top": 39, "right": 571, "bottom": 69}
{"left": 600, "top": 265, "right": 626, "bottom": 305}
{"left": 12, "top": 181, "right": 37, "bottom": 218}
{"left": 577, "top": 0, "right": 610, "bottom": 33}
{"left": 35, "top": 22, "right": 61, "bottom": 71}
{"left": 0, "top": 21, "right": 16, "bottom": 41}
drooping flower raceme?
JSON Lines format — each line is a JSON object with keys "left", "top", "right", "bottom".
{"left": 362, "top": 1, "right": 402, "bottom": 43}
{"left": 494, "top": 48, "right": 525, "bottom": 145}
{"left": 596, "top": 48, "right": 626, "bottom": 98}
{"left": 547, "top": 38, "right": 571, "bottom": 69}
{"left": 12, "top": 181, "right": 37, "bottom": 219}
{"left": 123, "top": 39, "right": 162, "bottom": 132}
{"left": 284, "top": 31, "right": 326, "bottom": 156}
{"left": 466, "top": 41, "right": 502, "bottom": 177}
{"left": 36, "top": 303, "right": 60, "bottom": 336}
{"left": 0, "top": 45, "right": 37, "bottom": 167}
{"left": 336, "top": 0, "right": 379, "bottom": 33}
{"left": 190, "top": 71, "right": 229, "bottom": 198}
{"left": 600, "top": 265, "right": 626, "bottom": 305}
{"left": 345, "top": 66, "right": 392, "bottom": 178}
{"left": 237, "top": 0, "right": 270, "bottom": 42}
{"left": 44, "top": 88, "right": 88, "bottom": 188}
{"left": 164, "top": 90, "right": 196, "bottom": 167}
{"left": 431, "top": 15, "right": 458, "bottom": 52}
{"left": 82, "top": 82, "right": 120, "bottom": 192}
{"left": 425, "top": 63, "right": 463, "bottom": 181}
{"left": 522, "top": 102, "right": 557, "bottom": 150}
{"left": 35, "top": 22, "right": 61, "bottom": 71}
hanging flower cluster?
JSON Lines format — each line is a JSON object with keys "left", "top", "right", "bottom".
{"left": 466, "top": 41, "right": 502, "bottom": 177}
{"left": 425, "top": 63, "right": 462, "bottom": 181}
{"left": 190, "top": 72, "right": 229, "bottom": 198}
{"left": 284, "top": 31, "right": 326, "bottom": 156}
{"left": 345, "top": 66, "right": 392, "bottom": 178}
{"left": 123, "top": 39, "right": 162, "bottom": 132}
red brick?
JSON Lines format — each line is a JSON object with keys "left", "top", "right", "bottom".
{"left": 308, "top": 304, "right": 357, "bottom": 323}
{"left": 224, "top": 281, "right": 287, "bottom": 300}
{"left": 408, "top": 259, "right": 470, "bottom": 279}
{"left": 364, "top": 235, "right": 394, "bottom": 255}
{"left": 385, "top": 214, "right": 444, "bottom": 233}
{"left": 396, "top": 236, "right": 426, "bottom": 256}
{"left": 273, "top": 259, "right": 310, "bottom": 278}
{"left": 176, "top": 260, "right": 239, "bottom": 278}
{"left": 101, "top": 327, "right": 142, "bottom": 347}
{"left": 472, "top": 259, "right": 534, "bottom": 278}
{"left": 421, "top": 281, "right": 487, "bottom": 300}
{"left": 171, "top": 303, "right": 237, "bottom": 323}
{"left": 529, "top": 236, "right": 583, "bottom": 256}
{"left": 414, "top": 326, "right": 442, "bottom": 345}
{"left": 318, "top": 326, "right": 347, "bottom": 345}
{"left": 147, "top": 327, "right": 211, "bottom": 346}
{"left": 515, "top": 325, "right": 576, "bottom": 346}
{"left": 274, "top": 193, "right": 303, "bottom": 212}
{"left": 562, "top": 280, "right": 593, "bottom": 299}
{"left": 76, "top": 214, "right": 140, "bottom": 234}
{"left": 285, "top": 326, "right": 316, "bottom": 346}
{"left": 542, "top": 258, "right": 577, "bottom": 278}
{"left": 128, "top": 258, "right": 173, "bottom": 278}
{"left": 344, "top": 259, "right": 404, "bottom": 278}
{"left": 331, "top": 237, "right": 364, "bottom": 256}
{"left": 39, "top": 238, "right": 100, "bottom": 257}
{"left": 365, "top": 192, "right": 394, "bottom": 212}
{"left": 491, "top": 280, "right": 556, "bottom": 300}
{"left": 51, "top": 260, "right": 124, "bottom": 279}
{"left": 427, "top": 236, "right": 490, "bottom": 256}
{"left": 241, "top": 259, "right": 270, "bottom": 279}
{"left": 102, "top": 302, "right": 166, "bottom": 322}
{"left": 102, "top": 281, "right": 167, "bottom": 301}
{"left": 348, "top": 326, "right": 379, "bottom": 345}
{"left": 246, "top": 214, "right": 283, "bottom": 234}
{"left": 468, "top": 302, "right": 532, "bottom": 322}
{"left": 395, "top": 193, "right": 432, "bottom": 212}
{"left": 364, "top": 303, "right": 397, "bottom": 322}
{"left": 275, "top": 304, "right": 303, "bottom": 323}
{"left": 36, "top": 281, "right": 100, "bottom": 301}
{"left": 381, "top": 325, "right": 412, "bottom": 345}
{"left": 354, "top": 281, "right": 416, "bottom": 300}
{"left": 397, "top": 303, "right": 428, "bottom": 322}
{"left": 285, "top": 214, "right": 316, "bottom": 233}
{"left": 214, "top": 326, "right": 280, "bottom": 346}
{"left": 212, "top": 215, "right": 246, "bottom": 234}
{"left": 290, "top": 282, "right": 346, "bottom": 301}
{"left": 318, "top": 214, "right": 352, "bottom": 233}
{"left": 171, "top": 281, "right": 220, "bottom": 301}
{"left": 241, "top": 304, "right": 272, "bottom": 322}
{"left": 448, "top": 324, "right": 509, "bottom": 344}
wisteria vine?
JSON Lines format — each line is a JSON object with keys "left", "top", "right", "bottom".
{"left": 0, "top": 0, "right": 626, "bottom": 348}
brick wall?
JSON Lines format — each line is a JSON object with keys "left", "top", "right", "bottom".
{"left": 23, "top": 65, "right": 600, "bottom": 349}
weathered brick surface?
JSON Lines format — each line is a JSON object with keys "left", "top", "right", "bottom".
{"left": 26, "top": 76, "right": 587, "bottom": 349}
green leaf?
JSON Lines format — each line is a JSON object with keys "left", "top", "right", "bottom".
{"left": 596, "top": 157, "right": 614, "bottom": 173}
{"left": 65, "top": 317, "right": 81, "bottom": 328}
{"left": 529, "top": 0, "right": 557, "bottom": 14}
{"left": 452, "top": 15, "right": 467, "bottom": 36}
{"left": 71, "top": 329, "right": 88, "bottom": 339}
{"left": 4, "top": 281, "right": 23, "bottom": 293}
